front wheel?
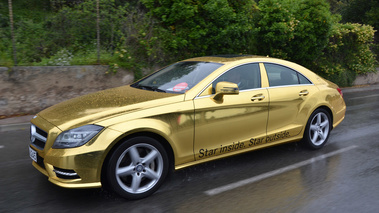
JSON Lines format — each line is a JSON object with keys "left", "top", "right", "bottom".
{"left": 105, "top": 136, "right": 169, "bottom": 200}
{"left": 302, "top": 108, "right": 332, "bottom": 150}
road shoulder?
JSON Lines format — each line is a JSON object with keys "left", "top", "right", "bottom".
{"left": 0, "top": 115, "right": 34, "bottom": 132}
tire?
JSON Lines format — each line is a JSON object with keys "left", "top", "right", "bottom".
{"left": 302, "top": 108, "right": 331, "bottom": 150}
{"left": 106, "top": 136, "right": 169, "bottom": 200}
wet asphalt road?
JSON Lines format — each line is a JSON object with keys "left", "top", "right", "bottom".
{"left": 1, "top": 87, "right": 379, "bottom": 213}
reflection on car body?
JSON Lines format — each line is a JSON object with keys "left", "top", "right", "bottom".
{"left": 29, "top": 55, "right": 346, "bottom": 199}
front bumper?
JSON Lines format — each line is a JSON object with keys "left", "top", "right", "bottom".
{"left": 31, "top": 146, "right": 104, "bottom": 188}
{"left": 30, "top": 119, "right": 123, "bottom": 189}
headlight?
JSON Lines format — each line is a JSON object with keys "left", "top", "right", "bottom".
{"left": 53, "top": 125, "right": 104, "bottom": 149}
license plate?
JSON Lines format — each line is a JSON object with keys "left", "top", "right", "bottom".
{"left": 29, "top": 147, "right": 37, "bottom": 162}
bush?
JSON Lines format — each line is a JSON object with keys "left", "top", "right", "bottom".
{"left": 141, "top": 0, "right": 258, "bottom": 60}
{"left": 255, "top": 0, "right": 333, "bottom": 67}
{"left": 0, "top": 16, "right": 12, "bottom": 66}
{"left": 44, "top": 0, "right": 130, "bottom": 57}
{"left": 314, "top": 23, "right": 377, "bottom": 86}
{"left": 1, "top": 0, "right": 132, "bottom": 66}
{"left": 118, "top": 5, "right": 167, "bottom": 67}
{"left": 341, "top": 0, "right": 379, "bottom": 59}
{"left": 1, "top": 0, "right": 377, "bottom": 87}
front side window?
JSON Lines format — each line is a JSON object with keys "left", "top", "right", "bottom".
{"left": 264, "top": 63, "right": 311, "bottom": 87}
{"left": 212, "top": 63, "right": 261, "bottom": 93}
{"left": 132, "top": 61, "right": 223, "bottom": 94}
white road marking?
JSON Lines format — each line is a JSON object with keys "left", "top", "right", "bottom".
{"left": 0, "top": 145, "right": 4, "bottom": 149}
{"left": 350, "top": 94, "right": 379, "bottom": 100}
{"left": 204, "top": 145, "right": 358, "bottom": 196}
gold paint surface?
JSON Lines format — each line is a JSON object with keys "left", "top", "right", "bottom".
{"left": 194, "top": 88, "right": 269, "bottom": 160}
{"left": 38, "top": 85, "right": 177, "bottom": 130}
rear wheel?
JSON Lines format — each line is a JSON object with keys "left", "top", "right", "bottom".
{"left": 106, "top": 136, "right": 169, "bottom": 200}
{"left": 302, "top": 108, "right": 331, "bottom": 149}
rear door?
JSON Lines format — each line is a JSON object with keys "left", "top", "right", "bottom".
{"left": 263, "top": 63, "right": 318, "bottom": 142}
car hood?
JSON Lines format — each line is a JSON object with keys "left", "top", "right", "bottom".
{"left": 37, "top": 85, "right": 180, "bottom": 130}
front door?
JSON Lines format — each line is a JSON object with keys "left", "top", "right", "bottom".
{"left": 193, "top": 63, "right": 269, "bottom": 160}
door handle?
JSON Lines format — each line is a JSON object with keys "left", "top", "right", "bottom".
{"left": 251, "top": 94, "right": 265, "bottom": 101}
{"left": 299, "top": 90, "right": 309, "bottom": 96}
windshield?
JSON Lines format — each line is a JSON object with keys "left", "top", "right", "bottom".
{"left": 131, "top": 61, "right": 223, "bottom": 94}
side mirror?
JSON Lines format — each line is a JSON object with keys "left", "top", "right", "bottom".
{"left": 213, "top": 81, "right": 239, "bottom": 102}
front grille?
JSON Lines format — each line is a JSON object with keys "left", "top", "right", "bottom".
{"left": 30, "top": 124, "right": 48, "bottom": 150}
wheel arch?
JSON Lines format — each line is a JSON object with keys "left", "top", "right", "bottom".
{"left": 301, "top": 105, "right": 334, "bottom": 149}
{"left": 100, "top": 131, "right": 175, "bottom": 186}
{"left": 312, "top": 105, "right": 334, "bottom": 129}
{"left": 299, "top": 104, "right": 334, "bottom": 139}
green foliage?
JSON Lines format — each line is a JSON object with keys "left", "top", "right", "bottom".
{"left": 255, "top": 0, "right": 333, "bottom": 66}
{"left": 118, "top": 5, "right": 168, "bottom": 67}
{"left": 15, "top": 19, "right": 50, "bottom": 64}
{"left": 1, "top": 0, "right": 377, "bottom": 87}
{"left": 314, "top": 23, "right": 377, "bottom": 86}
{"left": 141, "top": 0, "right": 258, "bottom": 59}
{"left": 35, "top": 48, "right": 73, "bottom": 66}
{"left": 340, "top": 0, "right": 379, "bottom": 58}
{"left": 43, "top": 0, "right": 130, "bottom": 58}
{"left": 326, "top": 0, "right": 347, "bottom": 14}
{"left": 0, "top": 13, "right": 12, "bottom": 66}
{"left": 0, "top": 0, "right": 131, "bottom": 66}
{"left": 0, "top": 0, "right": 52, "bottom": 23}
{"left": 108, "top": 48, "right": 134, "bottom": 74}
{"left": 341, "top": 0, "right": 378, "bottom": 27}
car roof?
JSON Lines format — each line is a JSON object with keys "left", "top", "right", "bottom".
{"left": 183, "top": 55, "right": 266, "bottom": 63}
{"left": 183, "top": 55, "right": 311, "bottom": 74}
{"left": 182, "top": 55, "right": 325, "bottom": 86}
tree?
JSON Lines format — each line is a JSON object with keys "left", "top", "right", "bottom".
{"left": 96, "top": 0, "right": 100, "bottom": 63}
{"left": 315, "top": 23, "right": 377, "bottom": 86}
{"left": 141, "top": 0, "right": 258, "bottom": 58}
{"left": 255, "top": 0, "right": 333, "bottom": 67}
{"left": 8, "top": 0, "right": 17, "bottom": 65}
{"left": 341, "top": 0, "right": 379, "bottom": 54}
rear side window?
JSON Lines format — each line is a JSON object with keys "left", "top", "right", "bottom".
{"left": 264, "top": 63, "right": 311, "bottom": 87}
{"left": 298, "top": 73, "right": 312, "bottom": 84}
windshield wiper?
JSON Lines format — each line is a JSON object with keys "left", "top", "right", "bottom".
{"left": 135, "top": 85, "right": 166, "bottom": 93}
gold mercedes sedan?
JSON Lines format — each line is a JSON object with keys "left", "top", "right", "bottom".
{"left": 29, "top": 55, "right": 346, "bottom": 199}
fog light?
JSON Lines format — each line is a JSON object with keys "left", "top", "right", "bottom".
{"left": 53, "top": 167, "right": 80, "bottom": 179}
